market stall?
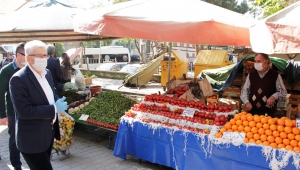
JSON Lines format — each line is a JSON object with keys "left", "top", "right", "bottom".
{"left": 114, "top": 119, "right": 297, "bottom": 170}
{"left": 110, "top": 91, "right": 300, "bottom": 170}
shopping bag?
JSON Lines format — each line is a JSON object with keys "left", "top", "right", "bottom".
{"left": 52, "top": 112, "right": 75, "bottom": 151}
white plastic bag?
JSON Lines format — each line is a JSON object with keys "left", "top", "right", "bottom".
{"left": 52, "top": 112, "right": 75, "bottom": 151}
{"left": 74, "top": 69, "right": 86, "bottom": 91}
{"left": 64, "top": 82, "right": 78, "bottom": 91}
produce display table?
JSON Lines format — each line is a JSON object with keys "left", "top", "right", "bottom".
{"left": 74, "top": 119, "right": 118, "bottom": 149}
{"left": 113, "top": 119, "right": 298, "bottom": 170}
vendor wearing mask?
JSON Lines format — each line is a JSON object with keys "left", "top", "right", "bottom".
{"left": 240, "top": 53, "right": 287, "bottom": 117}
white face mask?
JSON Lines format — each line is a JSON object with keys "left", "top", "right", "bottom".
{"left": 32, "top": 58, "right": 47, "bottom": 71}
{"left": 254, "top": 63, "right": 263, "bottom": 71}
{"left": 254, "top": 60, "right": 266, "bottom": 71}
{"left": 20, "top": 61, "right": 27, "bottom": 66}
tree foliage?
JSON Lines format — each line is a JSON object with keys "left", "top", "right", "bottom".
{"left": 54, "top": 43, "right": 65, "bottom": 58}
{"left": 83, "top": 40, "right": 113, "bottom": 48}
{"left": 203, "top": 0, "right": 250, "bottom": 14}
{"left": 203, "top": 0, "right": 237, "bottom": 11}
{"left": 249, "top": 0, "right": 289, "bottom": 18}
{"left": 235, "top": 0, "right": 250, "bottom": 14}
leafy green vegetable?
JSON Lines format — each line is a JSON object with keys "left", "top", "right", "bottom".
{"left": 73, "top": 91, "right": 136, "bottom": 125}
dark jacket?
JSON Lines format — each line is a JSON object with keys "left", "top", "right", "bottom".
{"left": 0, "top": 62, "right": 20, "bottom": 118}
{"left": 9, "top": 65, "right": 60, "bottom": 153}
{"left": 46, "top": 56, "right": 62, "bottom": 89}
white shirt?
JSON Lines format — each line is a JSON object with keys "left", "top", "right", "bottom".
{"left": 28, "top": 64, "right": 57, "bottom": 124}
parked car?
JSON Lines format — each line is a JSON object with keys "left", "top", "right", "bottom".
{"left": 95, "top": 63, "right": 127, "bottom": 71}
{"left": 130, "top": 55, "right": 140, "bottom": 63}
{"left": 119, "top": 64, "right": 143, "bottom": 73}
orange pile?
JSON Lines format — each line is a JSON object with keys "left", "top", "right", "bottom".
{"left": 215, "top": 111, "right": 300, "bottom": 153}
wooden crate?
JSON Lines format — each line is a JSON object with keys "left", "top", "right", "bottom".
{"left": 218, "top": 97, "right": 241, "bottom": 111}
{"left": 85, "top": 78, "right": 93, "bottom": 85}
{"left": 283, "top": 104, "right": 292, "bottom": 119}
{"left": 222, "top": 87, "right": 241, "bottom": 98}
{"left": 289, "top": 94, "right": 300, "bottom": 105}
{"left": 206, "top": 98, "right": 217, "bottom": 104}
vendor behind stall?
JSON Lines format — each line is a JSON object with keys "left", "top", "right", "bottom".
{"left": 240, "top": 53, "right": 287, "bottom": 117}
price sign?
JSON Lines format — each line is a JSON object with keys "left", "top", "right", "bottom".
{"left": 181, "top": 109, "right": 195, "bottom": 118}
{"left": 222, "top": 132, "right": 245, "bottom": 141}
{"left": 296, "top": 118, "right": 300, "bottom": 128}
{"left": 79, "top": 114, "right": 89, "bottom": 121}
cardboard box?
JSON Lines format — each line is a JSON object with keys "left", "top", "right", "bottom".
{"left": 85, "top": 78, "right": 92, "bottom": 85}
{"left": 206, "top": 98, "right": 217, "bottom": 104}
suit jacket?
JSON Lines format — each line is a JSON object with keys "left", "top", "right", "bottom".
{"left": 9, "top": 65, "right": 60, "bottom": 154}
{"left": 46, "top": 56, "right": 62, "bottom": 89}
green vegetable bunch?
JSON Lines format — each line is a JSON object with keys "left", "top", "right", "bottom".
{"left": 73, "top": 91, "right": 136, "bottom": 125}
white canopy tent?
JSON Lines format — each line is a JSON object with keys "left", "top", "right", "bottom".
{"left": 250, "top": 1, "right": 300, "bottom": 54}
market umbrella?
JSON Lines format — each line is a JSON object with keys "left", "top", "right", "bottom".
{"left": 73, "top": 0, "right": 256, "bottom": 46}
{"left": 250, "top": 1, "right": 300, "bottom": 54}
{"left": 0, "top": 0, "right": 118, "bottom": 43}
{"left": 66, "top": 47, "right": 82, "bottom": 62}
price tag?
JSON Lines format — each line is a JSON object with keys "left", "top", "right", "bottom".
{"left": 79, "top": 114, "right": 89, "bottom": 121}
{"left": 181, "top": 109, "right": 195, "bottom": 118}
{"left": 222, "top": 132, "right": 245, "bottom": 141}
{"left": 296, "top": 118, "right": 300, "bottom": 128}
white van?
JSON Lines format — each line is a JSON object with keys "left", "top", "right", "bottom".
{"left": 72, "top": 46, "right": 130, "bottom": 69}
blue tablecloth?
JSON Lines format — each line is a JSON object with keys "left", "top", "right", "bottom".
{"left": 113, "top": 120, "right": 297, "bottom": 170}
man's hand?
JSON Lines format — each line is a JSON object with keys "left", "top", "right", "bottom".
{"left": 267, "top": 96, "right": 276, "bottom": 107}
{"left": 245, "top": 102, "right": 252, "bottom": 111}
{"left": 55, "top": 96, "right": 68, "bottom": 113}
{"left": 0, "top": 117, "right": 8, "bottom": 125}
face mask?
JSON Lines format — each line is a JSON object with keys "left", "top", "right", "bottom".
{"left": 20, "top": 61, "right": 27, "bottom": 66}
{"left": 254, "top": 60, "right": 266, "bottom": 71}
{"left": 254, "top": 63, "right": 263, "bottom": 71}
{"left": 8, "top": 56, "right": 13, "bottom": 59}
{"left": 32, "top": 58, "right": 47, "bottom": 71}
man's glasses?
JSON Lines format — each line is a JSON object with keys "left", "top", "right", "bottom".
{"left": 29, "top": 54, "right": 48, "bottom": 58}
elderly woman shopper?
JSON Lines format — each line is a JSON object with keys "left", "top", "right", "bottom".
{"left": 60, "top": 53, "right": 72, "bottom": 83}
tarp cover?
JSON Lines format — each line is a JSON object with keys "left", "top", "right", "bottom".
{"left": 197, "top": 56, "right": 287, "bottom": 91}
{"left": 73, "top": 0, "right": 256, "bottom": 46}
{"left": 250, "top": 1, "right": 300, "bottom": 54}
{"left": 0, "top": 0, "right": 112, "bottom": 43}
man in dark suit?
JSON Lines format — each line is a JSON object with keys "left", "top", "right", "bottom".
{"left": 46, "top": 45, "right": 62, "bottom": 90}
{"left": 9, "top": 40, "right": 68, "bottom": 170}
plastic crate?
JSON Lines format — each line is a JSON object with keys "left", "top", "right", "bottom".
{"left": 107, "top": 131, "right": 117, "bottom": 150}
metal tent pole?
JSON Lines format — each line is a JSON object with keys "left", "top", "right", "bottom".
{"left": 167, "top": 42, "right": 172, "bottom": 82}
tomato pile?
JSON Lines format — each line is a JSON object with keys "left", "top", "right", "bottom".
{"left": 144, "top": 94, "right": 233, "bottom": 112}
{"left": 166, "top": 86, "right": 188, "bottom": 96}
{"left": 86, "top": 119, "right": 119, "bottom": 130}
{"left": 123, "top": 93, "right": 237, "bottom": 135}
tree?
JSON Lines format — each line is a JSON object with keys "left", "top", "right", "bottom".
{"left": 203, "top": 0, "right": 238, "bottom": 12}
{"left": 54, "top": 43, "right": 65, "bottom": 58}
{"left": 249, "top": 0, "right": 291, "bottom": 18}
{"left": 84, "top": 40, "right": 113, "bottom": 48}
{"left": 114, "top": 38, "right": 136, "bottom": 50}
{"left": 203, "top": 0, "right": 250, "bottom": 14}
{"left": 114, "top": 0, "right": 128, "bottom": 4}
{"left": 235, "top": 0, "right": 250, "bottom": 14}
